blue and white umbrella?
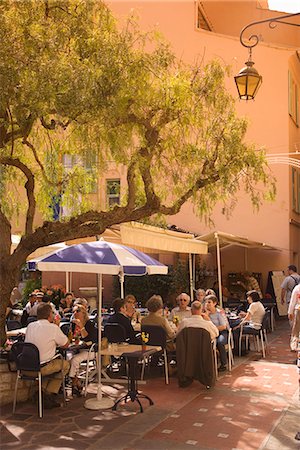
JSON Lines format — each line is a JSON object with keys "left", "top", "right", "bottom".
{"left": 29, "top": 240, "right": 168, "bottom": 410}
{"left": 35, "top": 240, "right": 168, "bottom": 276}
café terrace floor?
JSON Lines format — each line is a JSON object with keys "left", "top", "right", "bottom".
{"left": 1, "top": 318, "right": 299, "bottom": 450}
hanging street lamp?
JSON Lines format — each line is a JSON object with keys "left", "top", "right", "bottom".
{"left": 234, "top": 48, "right": 262, "bottom": 100}
{"left": 235, "top": 12, "right": 300, "bottom": 100}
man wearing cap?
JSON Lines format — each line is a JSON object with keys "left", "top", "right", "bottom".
{"left": 25, "top": 303, "right": 70, "bottom": 408}
{"left": 28, "top": 291, "right": 44, "bottom": 317}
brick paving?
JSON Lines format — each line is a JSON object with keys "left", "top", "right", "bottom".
{"left": 0, "top": 318, "right": 299, "bottom": 450}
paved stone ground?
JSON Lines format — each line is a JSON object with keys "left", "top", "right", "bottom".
{"left": 0, "top": 318, "right": 299, "bottom": 450}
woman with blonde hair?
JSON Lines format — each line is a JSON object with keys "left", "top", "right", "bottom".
{"left": 68, "top": 305, "right": 97, "bottom": 396}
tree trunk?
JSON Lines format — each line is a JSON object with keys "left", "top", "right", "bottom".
{"left": 0, "top": 258, "right": 22, "bottom": 346}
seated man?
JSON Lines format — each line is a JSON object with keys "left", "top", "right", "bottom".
{"left": 177, "top": 301, "right": 219, "bottom": 340}
{"left": 169, "top": 293, "right": 192, "bottom": 324}
{"left": 124, "top": 294, "right": 141, "bottom": 324}
{"left": 176, "top": 301, "right": 218, "bottom": 388}
{"left": 107, "top": 297, "right": 140, "bottom": 343}
{"left": 25, "top": 303, "right": 70, "bottom": 408}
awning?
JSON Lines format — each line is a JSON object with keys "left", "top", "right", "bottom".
{"left": 197, "top": 231, "right": 277, "bottom": 250}
{"left": 196, "top": 230, "right": 279, "bottom": 307}
{"left": 19, "top": 222, "right": 207, "bottom": 274}
{"left": 120, "top": 222, "right": 208, "bottom": 255}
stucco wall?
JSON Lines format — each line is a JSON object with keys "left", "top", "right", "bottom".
{"left": 0, "top": 361, "right": 30, "bottom": 406}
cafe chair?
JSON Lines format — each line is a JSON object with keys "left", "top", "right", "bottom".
{"left": 60, "top": 322, "right": 71, "bottom": 336}
{"left": 176, "top": 327, "right": 216, "bottom": 389}
{"left": 104, "top": 323, "right": 128, "bottom": 343}
{"left": 225, "top": 328, "right": 234, "bottom": 372}
{"left": 6, "top": 320, "right": 22, "bottom": 331}
{"left": 11, "top": 342, "right": 66, "bottom": 418}
{"left": 103, "top": 324, "right": 129, "bottom": 375}
{"left": 27, "top": 316, "right": 37, "bottom": 325}
{"left": 262, "top": 311, "right": 271, "bottom": 348}
{"left": 83, "top": 343, "right": 98, "bottom": 396}
{"left": 140, "top": 325, "right": 169, "bottom": 385}
{"left": 261, "top": 298, "right": 276, "bottom": 331}
{"left": 239, "top": 314, "right": 267, "bottom": 359}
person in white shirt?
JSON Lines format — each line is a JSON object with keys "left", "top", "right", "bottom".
{"left": 27, "top": 291, "right": 44, "bottom": 317}
{"left": 25, "top": 303, "right": 69, "bottom": 408}
{"left": 288, "top": 284, "right": 300, "bottom": 321}
{"left": 169, "top": 293, "right": 192, "bottom": 324}
{"left": 235, "top": 290, "right": 265, "bottom": 331}
{"left": 177, "top": 301, "right": 219, "bottom": 340}
{"left": 288, "top": 284, "right": 300, "bottom": 351}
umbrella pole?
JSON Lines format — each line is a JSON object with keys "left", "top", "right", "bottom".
{"left": 119, "top": 272, "right": 124, "bottom": 299}
{"left": 66, "top": 272, "right": 69, "bottom": 292}
{"left": 215, "top": 232, "right": 223, "bottom": 308}
{"left": 84, "top": 273, "right": 114, "bottom": 410}
{"left": 189, "top": 253, "right": 194, "bottom": 302}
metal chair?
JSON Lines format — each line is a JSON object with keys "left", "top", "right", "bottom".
{"left": 104, "top": 323, "right": 128, "bottom": 343}
{"left": 27, "top": 316, "right": 37, "bottom": 325}
{"left": 176, "top": 327, "right": 216, "bottom": 388}
{"left": 60, "top": 322, "right": 71, "bottom": 336}
{"left": 6, "top": 320, "right": 22, "bottom": 331}
{"left": 11, "top": 342, "right": 66, "bottom": 418}
{"left": 239, "top": 315, "right": 266, "bottom": 359}
{"left": 140, "top": 325, "right": 169, "bottom": 384}
{"left": 83, "top": 343, "right": 98, "bottom": 396}
{"left": 262, "top": 310, "right": 271, "bottom": 348}
{"left": 225, "top": 328, "right": 234, "bottom": 372}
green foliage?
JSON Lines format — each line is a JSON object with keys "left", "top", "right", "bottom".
{"left": 112, "top": 261, "right": 190, "bottom": 305}
{"left": 22, "top": 278, "right": 42, "bottom": 306}
{"left": 0, "top": 0, "right": 275, "bottom": 227}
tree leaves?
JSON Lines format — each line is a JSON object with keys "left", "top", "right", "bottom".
{"left": 0, "top": 0, "right": 275, "bottom": 238}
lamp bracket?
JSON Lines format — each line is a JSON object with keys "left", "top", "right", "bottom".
{"left": 240, "top": 12, "right": 300, "bottom": 49}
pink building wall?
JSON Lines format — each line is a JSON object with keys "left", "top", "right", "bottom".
{"left": 108, "top": 0, "right": 299, "bottom": 289}
{"left": 16, "top": 1, "right": 299, "bottom": 296}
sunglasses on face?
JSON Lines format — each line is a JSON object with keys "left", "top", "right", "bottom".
{"left": 179, "top": 298, "right": 188, "bottom": 302}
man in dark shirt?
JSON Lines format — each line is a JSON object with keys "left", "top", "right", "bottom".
{"left": 107, "top": 298, "right": 140, "bottom": 343}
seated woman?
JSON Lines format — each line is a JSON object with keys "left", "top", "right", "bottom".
{"left": 168, "top": 293, "right": 192, "bottom": 324}
{"left": 59, "top": 292, "right": 74, "bottom": 316}
{"left": 237, "top": 290, "right": 265, "bottom": 331}
{"left": 68, "top": 305, "right": 98, "bottom": 396}
{"left": 124, "top": 294, "right": 141, "bottom": 324}
{"left": 232, "top": 290, "right": 265, "bottom": 354}
{"left": 204, "top": 295, "right": 228, "bottom": 371}
{"left": 195, "top": 289, "right": 206, "bottom": 309}
{"left": 141, "top": 295, "right": 176, "bottom": 351}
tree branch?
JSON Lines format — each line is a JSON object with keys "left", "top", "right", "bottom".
{"left": 22, "top": 138, "right": 64, "bottom": 188}
{"left": 159, "top": 173, "right": 220, "bottom": 215}
{"left": 126, "top": 158, "right": 138, "bottom": 210}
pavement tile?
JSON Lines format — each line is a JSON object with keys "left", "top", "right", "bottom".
{"left": 87, "top": 431, "right": 138, "bottom": 449}
{"left": 0, "top": 319, "right": 298, "bottom": 450}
